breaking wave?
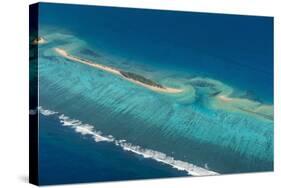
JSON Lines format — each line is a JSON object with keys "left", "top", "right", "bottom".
{"left": 38, "top": 106, "right": 219, "bottom": 176}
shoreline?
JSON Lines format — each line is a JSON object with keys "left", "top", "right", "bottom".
{"left": 54, "top": 48, "right": 183, "bottom": 94}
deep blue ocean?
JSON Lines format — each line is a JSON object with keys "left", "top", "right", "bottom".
{"left": 39, "top": 114, "right": 187, "bottom": 185}
{"left": 35, "top": 3, "right": 273, "bottom": 185}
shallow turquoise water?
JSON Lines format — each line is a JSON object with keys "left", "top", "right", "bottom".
{"left": 38, "top": 32, "right": 273, "bottom": 174}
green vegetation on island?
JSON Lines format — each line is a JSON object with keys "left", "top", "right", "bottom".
{"left": 120, "top": 71, "right": 164, "bottom": 89}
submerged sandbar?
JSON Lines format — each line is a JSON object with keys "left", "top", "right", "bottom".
{"left": 213, "top": 94, "right": 273, "bottom": 121}
{"left": 187, "top": 77, "right": 273, "bottom": 121}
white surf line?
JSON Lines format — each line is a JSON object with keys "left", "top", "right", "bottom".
{"left": 117, "top": 142, "right": 218, "bottom": 176}
{"left": 38, "top": 106, "right": 219, "bottom": 176}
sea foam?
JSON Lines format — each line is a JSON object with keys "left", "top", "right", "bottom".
{"left": 39, "top": 106, "right": 219, "bottom": 176}
{"left": 38, "top": 106, "right": 58, "bottom": 116}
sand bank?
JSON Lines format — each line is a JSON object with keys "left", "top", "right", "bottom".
{"left": 187, "top": 77, "right": 273, "bottom": 121}
{"left": 214, "top": 94, "right": 273, "bottom": 121}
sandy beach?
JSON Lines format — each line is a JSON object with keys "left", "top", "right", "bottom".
{"left": 54, "top": 48, "right": 183, "bottom": 94}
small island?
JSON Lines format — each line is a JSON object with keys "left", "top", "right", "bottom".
{"left": 32, "top": 36, "right": 46, "bottom": 45}
{"left": 54, "top": 48, "right": 183, "bottom": 94}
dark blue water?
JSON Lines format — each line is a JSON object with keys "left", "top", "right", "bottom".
{"left": 39, "top": 114, "right": 187, "bottom": 185}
